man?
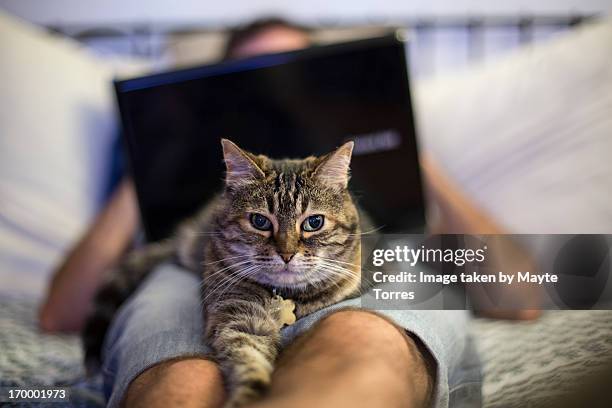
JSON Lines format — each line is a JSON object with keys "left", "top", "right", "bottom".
{"left": 41, "top": 18, "right": 535, "bottom": 407}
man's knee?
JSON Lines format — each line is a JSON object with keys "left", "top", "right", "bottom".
{"left": 317, "top": 309, "right": 412, "bottom": 350}
{"left": 124, "top": 358, "right": 225, "bottom": 408}
{"left": 285, "top": 309, "right": 435, "bottom": 407}
{"left": 333, "top": 310, "right": 434, "bottom": 403}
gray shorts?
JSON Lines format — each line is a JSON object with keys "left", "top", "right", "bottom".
{"left": 102, "top": 263, "right": 481, "bottom": 407}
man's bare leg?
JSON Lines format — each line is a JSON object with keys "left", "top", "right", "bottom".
{"left": 254, "top": 310, "right": 435, "bottom": 408}
{"left": 123, "top": 358, "right": 225, "bottom": 408}
{"left": 123, "top": 310, "right": 433, "bottom": 408}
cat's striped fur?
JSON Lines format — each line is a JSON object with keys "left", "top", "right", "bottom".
{"left": 83, "top": 139, "right": 365, "bottom": 407}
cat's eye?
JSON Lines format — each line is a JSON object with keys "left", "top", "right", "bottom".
{"left": 250, "top": 213, "right": 272, "bottom": 231}
{"left": 302, "top": 215, "right": 324, "bottom": 232}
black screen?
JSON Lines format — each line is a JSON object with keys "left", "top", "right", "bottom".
{"left": 116, "top": 34, "right": 425, "bottom": 242}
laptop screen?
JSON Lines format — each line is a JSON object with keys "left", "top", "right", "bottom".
{"left": 115, "top": 33, "right": 425, "bottom": 242}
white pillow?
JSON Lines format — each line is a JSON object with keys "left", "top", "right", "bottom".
{"left": 0, "top": 12, "right": 116, "bottom": 295}
{"left": 414, "top": 17, "right": 612, "bottom": 233}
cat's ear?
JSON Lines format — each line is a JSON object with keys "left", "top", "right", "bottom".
{"left": 221, "top": 139, "right": 265, "bottom": 188}
{"left": 314, "top": 141, "right": 354, "bottom": 189}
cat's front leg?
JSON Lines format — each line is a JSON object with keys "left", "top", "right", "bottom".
{"left": 206, "top": 297, "right": 287, "bottom": 408}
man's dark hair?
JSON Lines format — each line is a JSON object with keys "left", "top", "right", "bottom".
{"left": 223, "top": 17, "right": 310, "bottom": 60}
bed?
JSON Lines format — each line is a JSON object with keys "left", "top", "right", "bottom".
{"left": 2, "top": 294, "right": 612, "bottom": 407}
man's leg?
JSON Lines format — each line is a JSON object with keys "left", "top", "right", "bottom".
{"left": 254, "top": 310, "right": 434, "bottom": 408}
{"left": 102, "top": 263, "right": 222, "bottom": 408}
{"left": 123, "top": 309, "right": 432, "bottom": 408}
{"left": 275, "top": 303, "right": 477, "bottom": 408}
{"left": 105, "top": 263, "right": 475, "bottom": 408}
{"left": 124, "top": 358, "right": 225, "bottom": 408}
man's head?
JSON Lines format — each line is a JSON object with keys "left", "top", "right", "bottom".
{"left": 223, "top": 17, "right": 311, "bottom": 60}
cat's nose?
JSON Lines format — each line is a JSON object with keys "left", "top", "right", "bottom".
{"left": 279, "top": 253, "right": 295, "bottom": 264}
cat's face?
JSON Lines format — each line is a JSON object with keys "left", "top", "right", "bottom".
{"left": 214, "top": 140, "right": 361, "bottom": 289}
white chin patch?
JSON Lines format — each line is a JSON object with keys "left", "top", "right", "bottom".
{"left": 256, "top": 265, "right": 309, "bottom": 287}
{"left": 274, "top": 272, "right": 306, "bottom": 286}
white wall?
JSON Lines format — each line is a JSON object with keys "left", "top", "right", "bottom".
{"left": 1, "top": 0, "right": 611, "bottom": 26}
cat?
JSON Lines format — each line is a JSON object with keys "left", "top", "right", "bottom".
{"left": 83, "top": 139, "right": 369, "bottom": 407}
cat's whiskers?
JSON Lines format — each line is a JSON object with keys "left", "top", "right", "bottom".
{"left": 314, "top": 257, "right": 367, "bottom": 283}
{"left": 201, "top": 272, "right": 242, "bottom": 305}
{"left": 315, "top": 256, "right": 376, "bottom": 286}
{"left": 316, "top": 260, "right": 370, "bottom": 286}
{"left": 317, "top": 262, "right": 358, "bottom": 277}
{"left": 203, "top": 264, "right": 252, "bottom": 294}
{"left": 310, "top": 268, "right": 356, "bottom": 293}
{"left": 345, "top": 225, "right": 384, "bottom": 236}
{"left": 215, "top": 265, "right": 261, "bottom": 300}
{"left": 204, "top": 257, "right": 267, "bottom": 281}
{"left": 314, "top": 256, "right": 360, "bottom": 267}
{"left": 201, "top": 254, "right": 254, "bottom": 266}
{"left": 311, "top": 268, "right": 344, "bottom": 290}
{"left": 294, "top": 262, "right": 353, "bottom": 289}
{"left": 317, "top": 267, "right": 361, "bottom": 287}
{"left": 204, "top": 264, "right": 262, "bottom": 304}
{"left": 199, "top": 259, "right": 258, "bottom": 296}
{"left": 200, "top": 270, "right": 236, "bottom": 303}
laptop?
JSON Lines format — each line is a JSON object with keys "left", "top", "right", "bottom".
{"left": 115, "top": 31, "right": 425, "bottom": 242}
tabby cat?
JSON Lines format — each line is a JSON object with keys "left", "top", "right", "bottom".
{"left": 83, "top": 139, "right": 367, "bottom": 407}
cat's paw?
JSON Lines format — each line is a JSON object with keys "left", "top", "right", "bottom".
{"left": 224, "top": 382, "right": 267, "bottom": 408}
